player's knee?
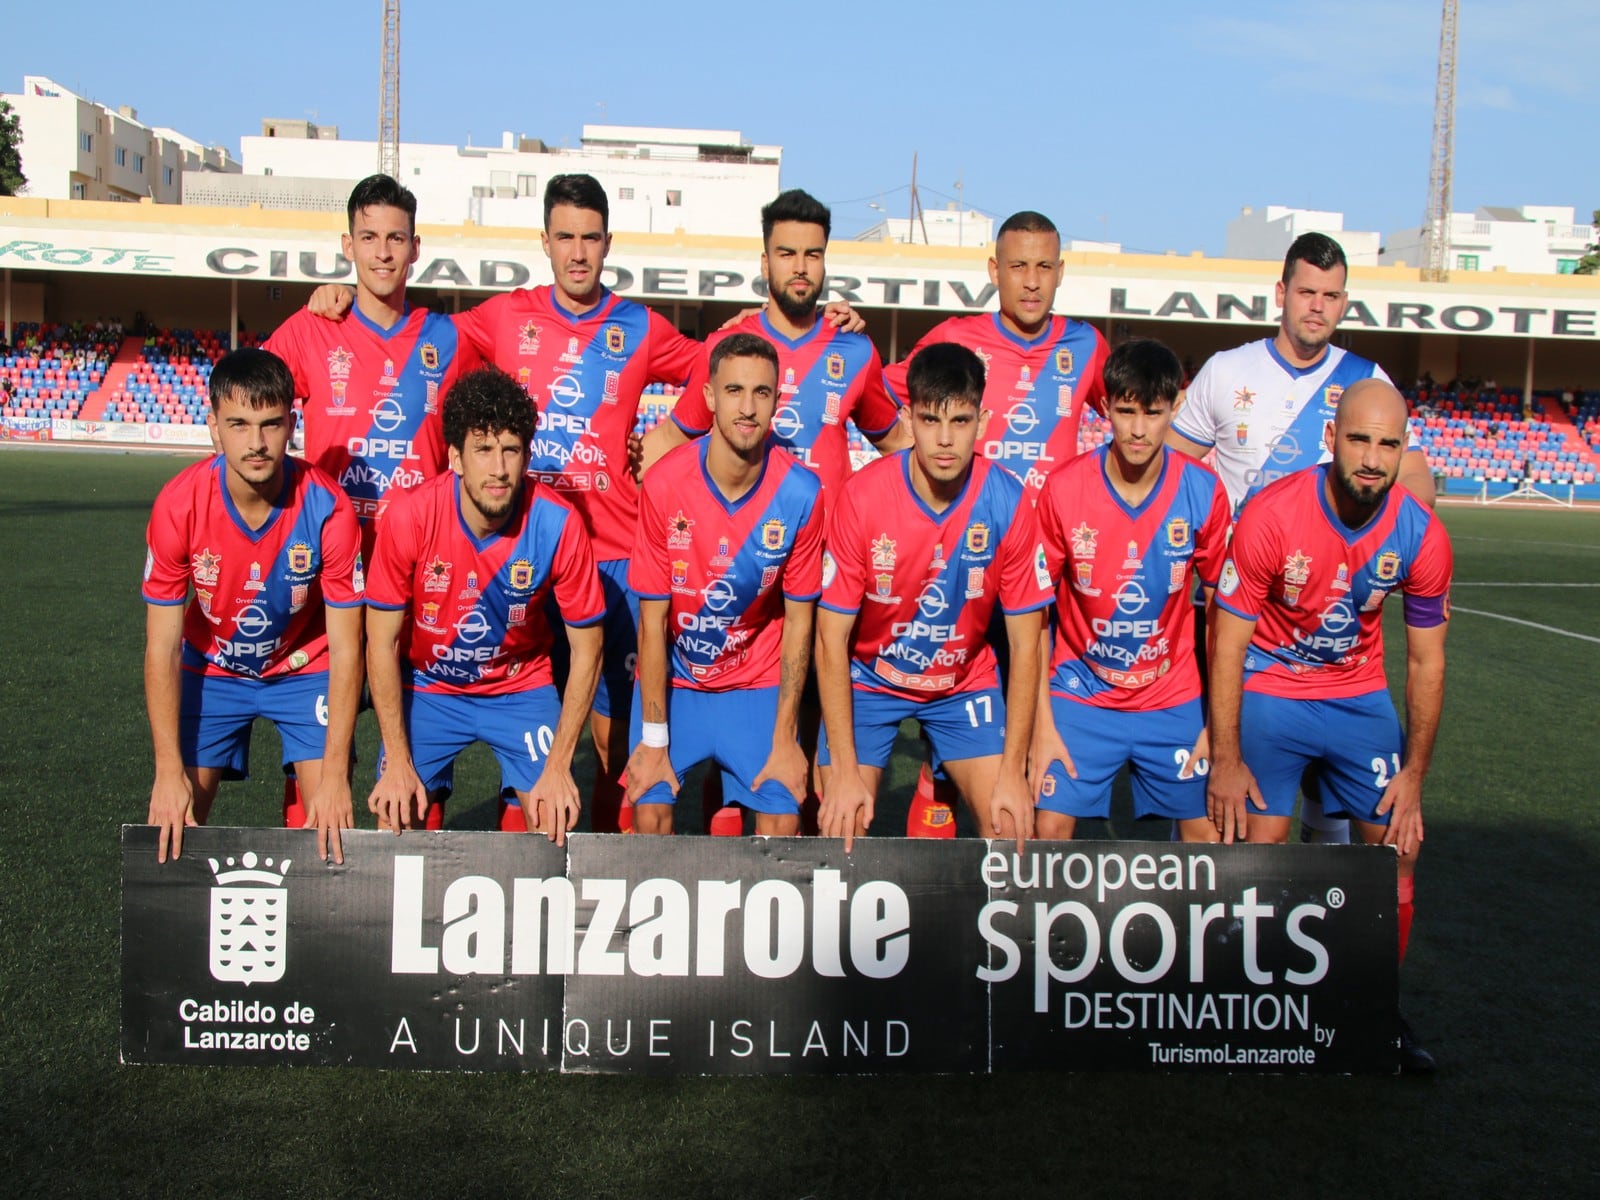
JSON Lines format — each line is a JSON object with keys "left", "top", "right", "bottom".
{"left": 632, "top": 804, "right": 674, "bottom": 835}
{"left": 1034, "top": 810, "right": 1076, "bottom": 841}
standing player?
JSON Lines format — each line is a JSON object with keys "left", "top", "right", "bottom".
{"left": 1207, "top": 378, "right": 1450, "bottom": 1071}
{"left": 1032, "top": 339, "right": 1231, "bottom": 840}
{"left": 363, "top": 368, "right": 606, "bottom": 843}
{"left": 1168, "top": 231, "right": 1435, "bottom": 844}
{"left": 626, "top": 333, "right": 825, "bottom": 835}
{"left": 816, "top": 343, "right": 1051, "bottom": 852}
{"left": 143, "top": 348, "right": 364, "bottom": 864}
{"left": 882, "top": 210, "right": 1109, "bottom": 835}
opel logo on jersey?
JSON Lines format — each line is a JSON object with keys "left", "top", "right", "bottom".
{"left": 548, "top": 373, "right": 584, "bottom": 409}
{"left": 770, "top": 405, "right": 803, "bottom": 441}
{"left": 702, "top": 578, "right": 738, "bottom": 612}
{"left": 1320, "top": 600, "right": 1357, "bottom": 634}
{"left": 233, "top": 603, "right": 273, "bottom": 639}
{"left": 1006, "top": 403, "right": 1040, "bottom": 436}
{"left": 917, "top": 583, "right": 949, "bottom": 619}
{"left": 454, "top": 609, "right": 493, "bottom": 644}
{"left": 371, "top": 394, "right": 407, "bottom": 434}
{"left": 1269, "top": 433, "right": 1302, "bottom": 466}
{"left": 1112, "top": 580, "right": 1149, "bottom": 615}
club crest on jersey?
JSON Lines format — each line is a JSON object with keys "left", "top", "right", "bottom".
{"left": 1054, "top": 347, "right": 1074, "bottom": 376}
{"left": 287, "top": 543, "right": 314, "bottom": 576}
{"left": 667, "top": 511, "right": 695, "bottom": 549}
{"left": 605, "top": 324, "right": 626, "bottom": 355}
{"left": 672, "top": 560, "right": 689, "bottom": 588}
{"left": 1070, "top": 522, "right": 1097, "bottom": 558}
{"left": 1235, "top": 423, "right": 1249, "bottom": 446}
{"left": 1233, "top": 386, "right": 1255, "bottom": 411}
{"left": 1376, "top": 551, "right": 1402, "bottom": 581}
{"left": 192, "top": 548, "right": 221, "bottom": 587}
{"left": 1284, "top": 551, "right": 1312, "bottom": 586}
{"left": 420, "top": 342, "right": 439, "bottom": 371}
{"left": 1057, "top": 384, "right": 1073, "bottom": 415}
{"left": 1075, "top": 562, "right": 1096, "bottom": 594}
{"left": 196, "top": 588, "right": 216, "bottom": 621}
{"left": 424, "top": 559, "right": 451, "bottom": 592}
{"left": 1166, "top": 519, "right": 1189, "bottom": 550}
{"left": 966, "top": 524, "right": 990, "bottom": 554}
{"left": 762, "top": 519, "right": 787, "bottom": 550}
{"left": 875, "top": 573, "right": 893, "bottom": 598}
{"left": 509, "top": 559, "right": 534, "bottom": 591}
{"left": 421, "top": 602, "right": 440, "bottom": 626}
{"left": 518, "top": 322, "right": 541, "bottom": 355}
{"left": 824, "top": 391, "right": 842, "bottom": 424}
{"left": 1325, "top": 384, "right": 1344, "bottom": 409}
{"left": 826, "top": 352, "right": 845, "bottom": 381}
{"left": 871, "top": 535, "right": 897, "bottom": 570}
{"left": 326, "top": 347, "right": 352, "bottom": 379}
{"left": 966, "top": 566, "right": 986, "bottom": 599}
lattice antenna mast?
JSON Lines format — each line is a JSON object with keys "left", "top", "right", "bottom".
{"left": 379, "top": 1, "right": 401, "bottom": 179}
{"left": 1421, "top": 0, "right": 1458, "bottom": 282}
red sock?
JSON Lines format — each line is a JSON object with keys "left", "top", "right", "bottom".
{"left": 424, "top": 797, "right": 446, "bottom": 831}
{"left": 907, "top": 764, "right": 955, "bottom": 838}
{"left": 498, "top": 800, "right": 527, "bottom": 832}
{"left": 709, "top": 804, "right": 743, "bottom": 837}
{"left": 1397, "top": 875, "right": 1415, "bottom": 965}
{"left": 282, "top": 776, "right": 305, "bottom": 828}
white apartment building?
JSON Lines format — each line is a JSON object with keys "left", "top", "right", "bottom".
{"left": 1384, "top": 205, "right": 1596, "bottom": 275}
{"left": 216, "top": 123, "right": 782, "bottom": 234}
{"left": 1224, "top": 205, "right": 1381, "bottom": 266}
{"left": 856, "top": 205, "right": 995, "bottom": 248}
{"left": 1, "top": 76, "right": 236, "bottom": 203}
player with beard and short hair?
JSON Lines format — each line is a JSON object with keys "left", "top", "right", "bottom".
{"left": 626, "top": 333, "right": 825, "bottom": 836}
{"left": 1208, "top": 377, "right": 1451, "bottom": 1072}
{"left": 363, "top": 368, "right": 606, "bottom": 844}
{"left": 816, "top": 342, "right": 1051, "bottom": 853}
{"left": 143, "top": 348, "right": 364, "bottom": 864}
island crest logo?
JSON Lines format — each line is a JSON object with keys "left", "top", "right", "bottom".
{"left": 208, "top": 851, "right": 291, "bottom": 985}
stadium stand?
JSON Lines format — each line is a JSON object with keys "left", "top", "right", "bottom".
{"left": 101, "top": 329, "right": 264, "bottom": 425}
{"left": 0, "top": 322, "right": 116, "bottom": 421}
{"left": 1406, "top": 387, "right": 1600, "bottom": 495}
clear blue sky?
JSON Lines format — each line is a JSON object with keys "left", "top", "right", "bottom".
{"left": 3, "top": 1, "right": 1592, "bottom": 254}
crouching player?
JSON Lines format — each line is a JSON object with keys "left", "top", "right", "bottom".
{"left": 143, "top": 348, "right": 364, "bottom": 863}
{"left": 625, "top": 333, "right": 825, "bottom": 835}
{"left": 1031, "top": 339, "right": 1231, "bottom": 840}
{"left": 363, "top": 368, "right": 605, "bottom": 843}
{"left": 1207, "top": 377, "right": 1451, "bottom": 1071}
{"left": 816, "top": 342, "right": 1050, "bottom": 851}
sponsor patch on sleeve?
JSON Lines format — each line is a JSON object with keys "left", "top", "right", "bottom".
{"left": 1218, "top": 560, "right": 1239, "bottom": 598}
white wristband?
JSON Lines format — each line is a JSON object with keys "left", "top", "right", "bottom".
{"left": 641, "top": 721, "right": 670, "bottom": 748}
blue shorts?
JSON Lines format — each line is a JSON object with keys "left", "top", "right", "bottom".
{"left": 398, "top": 687, "right": 563, "bottom": 796}
{"left": 1240, "top": 689, "right": 1404, "bottom": 826}
{"left": 629, "top": 685, "right": 800, "bottom": 816}
{"left": 548, "top": 557, "right": 637, "bottom": 720}
{"left": 818, "top": 685, "right": 1007, "bottom": 771}
{"left": 1036, "top": 697, "right": 1208, "bottom": 821}
{"left": 181, "top": 668, "right": 330, "bottom": 779}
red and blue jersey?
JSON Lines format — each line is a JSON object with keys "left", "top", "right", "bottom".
{"left": 454, "top": 285, "right": 700, "bottom": 562}
{"left": 822, "top": 452, "right": 1052, "bottom": 698}
{"left": 882, "top": 313, "right": 1108, "bottom": 493}
{"left": 364, "top": 473, "right": 606, "bottom": 696}
{"left": 1215, "top": 466, "right": 1452, "bottom": 699}
{"left": 1038, "top": 447, "right": 1231, "bottom": 709}
{"left": 631, "top": 438, "right": 824, "bottom": 691}
{"left": 143, "top": 457, "right": 363, "bottom": 679}
{"left": 265, "top": 305, "right": 478, "bottom": 541}
{"left": 672, "top": 313, "right": 899, "bottom": 511}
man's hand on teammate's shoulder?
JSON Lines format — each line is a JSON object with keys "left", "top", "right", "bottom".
{"left": 304, "top": 773, "right": 355, "bottom": 865}
{"left": 1206, "top": 755, "right": 1263, "bottom": 845}
{"left": 308, "top": 285, "right": 356, "bottom": 322}
{"left": 367, "top": 759, "right": 428, "bottom": 834}
{"left": 149, "top": 771, "right": 198, "bottom": 863}
{"left": 821, "top": 301, "right": 865, "bottom": 334}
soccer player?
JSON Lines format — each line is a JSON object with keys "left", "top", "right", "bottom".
{"left": 1032, "top": 339, "right": 1231, "bottom": 840}
{"left": 363, "top": 368, "right": 606, "bottom": 844}
{"left": 816, "top": 342, "right": 1051, "bottom": 852}
{"left": 881, "top": 210, "right": 1108, "bottom": 835}
{"left": 626, "top": 333, "right": 825, "bottom": 835}
{"left": 1207, "top": 377, "right": 1451, "bottom": 1071}
{"left": 641, "top": 187, "right": 909, "bottom": 506}
{"left": 1167, "top": 231, "right": 1435, "bottom": 845}
{"left": 143, "top": 348, "right": 364, "bottom": 864}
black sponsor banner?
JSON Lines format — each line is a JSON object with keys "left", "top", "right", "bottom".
{"left": 982, "top": 844, "right": 1398, "bottom": 1073}
{"left": 121, "top": 828, "right": 1398, "bottom": 1074}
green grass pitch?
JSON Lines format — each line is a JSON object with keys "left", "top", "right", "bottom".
{"left": 2, "top": 447, "right": 1597, "bottom": 1198}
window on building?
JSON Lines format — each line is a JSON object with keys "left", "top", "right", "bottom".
{"left": 114, "top": 146, "right": 127, "bottom": 167}
{"left": 518, "top": 174, "right": 537, "bottom": 197}
{"left": 618, "top": 187, "right": 635, "bottom": 201}
{"left": 71, "top": 182, "right": 86, "bottom": 200}
{"left": 1456, "top": 254, "right": 1480, "bottom": 271}
{"left": 79, "top": 131, "right": 92, "bottom": 153}
{"left": 666, "top": 190, "right": 682, "bottom": 206}
{"left": 163, "top": 166, "right": 174, "bottom": 187}
{"left": 263, "top": 167, "right": 273, "bottom": 176}
{"left": 1557, "top": 259, "right": 1579, "bottom": 275}
{"left": 133, "top": 153, "right": 145, "bottom": 174}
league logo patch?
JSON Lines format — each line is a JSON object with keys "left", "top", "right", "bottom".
{"left": 1055, "top": 347, "right": 1073, "bottom": 375}
{"left": 1070, "top": 522, "right": 1097, "bottom": 558}
{"left": 871, "top": 534, "right": 897, "bottom": 571}
{"left": 518, "top": 322, "right": 541, "bottom": 355}
{"left": 509, "top": 559, "right": 534, "bottom": 591}
{"left": 420, "top": 602, "right": 439, "bottom": 627}
{"left": 821, "top": 550, "right": 837, "bottom": 589}
{"left": 1166, "top": 519, "right": 1189, "bottom": 550}
{"left": 208, "top": 851, "right": 290, "bottom": 985}
{"left": 1284, "top": 550, "right": 1312, "bottom": 586}
{"left": 965, "top": 524, "right": 990, "bottom": 554}
{"left": 667, "top": 511, "right": 695, "bottom": 549}
{"left": 1218, "top": 560, "right": 1240, "bottom": 598}
{"left": 1376, "top": 551, "right": 1402, "bottom": 581}
{"left": 1033, "top": 543, "right": 1051, "bottom": 590}
{"left": 825, "top": 353, "right": 845, "bottom": 382}
{"left": 605, "top": 324, "right": 626, "bottom": 355}
{"left": 420, "top": 342, "right": 439, "bottom": 371}
{"left": 192, "top": 548, "right": 221, "bottom": 588}
{"left": 287, "top": 543, "right": 314, "bottom": 575}
{"left": 762, "top": 519, "right": 786, "bottom": 550}
{"left": 352, "top": 553, "right": 365, "bottom": 594}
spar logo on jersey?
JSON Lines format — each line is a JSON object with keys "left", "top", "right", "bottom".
{"left": 508, "top": 559, "right": 535, "bottom": 592}
{"left": 965, "top": 524, "right": 990, "bottom": 554}
{"left": 825, "top": 352, "right": 845, "bottom": 382}
{"left": 287, "top": 543, "right": 314, "bottom": 577}
{"left": 1376, "top": 551, "right": 1402, "bottom": 582}
{"left": 605, "top": 324, "right": 626, "bottom": 355}
{"left": 1054, "top": 347, "right": 1073, "bottom": 375}
{"left": 192, "top": 548, "right": 221, "bottom": 587}
{"left": 208, "top": 851, "right": 290, "bottom": 985}
{"left": 761, "top": 519, "right": 787, "bottom": 552}
{"left": 1165, "top": 519, "right": 1189, "bottom": 551}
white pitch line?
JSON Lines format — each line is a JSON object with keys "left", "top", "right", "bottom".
{"left": 1452, "top": 606, "right": 1600, "bottom": 645}
{"left": 1452, "top": 582, "right": 1600, "bottom": 588}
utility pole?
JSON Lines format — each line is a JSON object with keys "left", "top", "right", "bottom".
{"left": 379, "top": 0, "right": 401, "bottom": 179}
{"left": 1421, "top": 0, "right": 1458, "bottom": 282}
